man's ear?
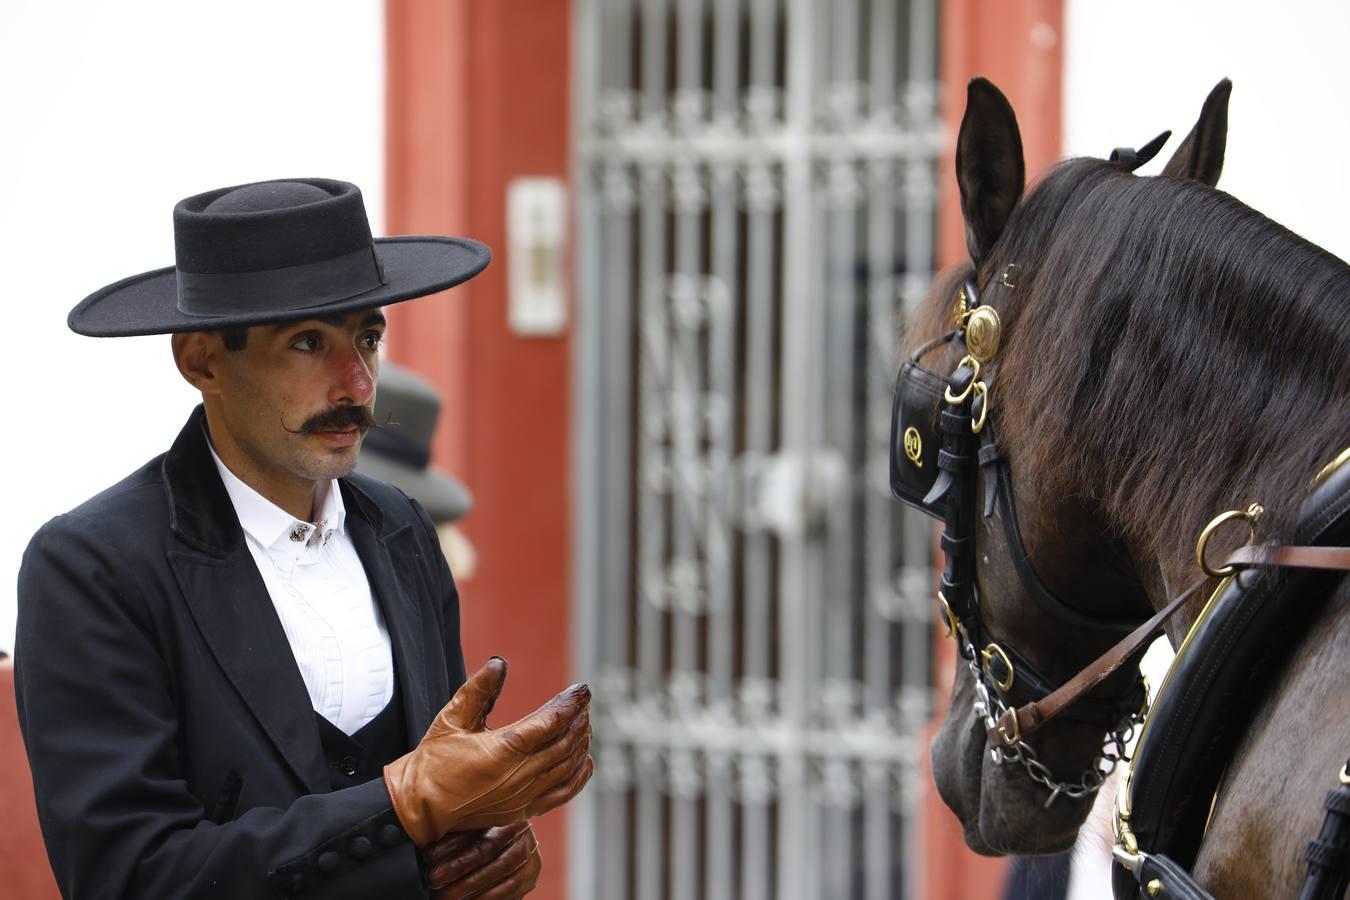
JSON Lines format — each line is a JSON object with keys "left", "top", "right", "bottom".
{"left": 172, "top": 331, "right": 223, "bottom": 395}
{"left": 956, "top": 77, "right": 1026, "bottom": 265}
{"left": 1161, "top": 79, "right": 1231, "bottom": 186}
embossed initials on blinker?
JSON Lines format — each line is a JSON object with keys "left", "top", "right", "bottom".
{"left": 903, "top": 427, "right": 923, "bottom": 468}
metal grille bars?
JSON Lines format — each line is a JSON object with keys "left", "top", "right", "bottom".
{"left": 572, "top": 2, "right": 942, "bottom": 897}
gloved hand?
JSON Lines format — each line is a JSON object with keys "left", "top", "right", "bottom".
{"left": 424, "top": 822, "right": 542, "bottom": 899}
{"left": 384, "top": 657, "right": 593, "bottom": 846}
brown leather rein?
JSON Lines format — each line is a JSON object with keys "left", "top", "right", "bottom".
{"left": 988, "top": 543, "right": 1350, "bottom": 748}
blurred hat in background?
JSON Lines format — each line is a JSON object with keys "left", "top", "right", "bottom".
{"left": 358, "top": 362, "right": 472, "bottom": 524}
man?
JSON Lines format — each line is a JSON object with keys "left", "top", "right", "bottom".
{"left": 15, "top": 178, "right": 591, "bottom": 899}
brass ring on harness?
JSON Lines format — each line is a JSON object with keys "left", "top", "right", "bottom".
{"left": 943, "top": 356, "right": 981, "bottom": 405}
{"left": 980, "top": 642, "right": 1016, "bottom": 693}
{"left": 936, "top": 591, "right": 959, "bottom": 640}
{"left": 996, "top": 709, "right": 1021, "bottom": 747}
{"left": 970, "top": 382, "right": 990, "bottom": 434}
{"left": 1195, "top": 503, "right": 1265, "bottom": 578}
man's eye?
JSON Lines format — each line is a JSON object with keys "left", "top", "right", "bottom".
{"left": 361, "top": 332, "right": 384, "bottom": 350}
{"left": 291, "top": 335, "right": 320, "bottom": 352}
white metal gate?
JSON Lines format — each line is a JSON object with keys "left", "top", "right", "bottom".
{"left": 570, "top": 2, "right": 942, "bottom": 897}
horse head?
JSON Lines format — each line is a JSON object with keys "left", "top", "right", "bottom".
{"left": 910, "top": 76, "right": 1241, "bottom": 855}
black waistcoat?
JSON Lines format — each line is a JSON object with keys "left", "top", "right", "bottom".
{"left": 315, "top": 681, "right": 409, "bottom": 791}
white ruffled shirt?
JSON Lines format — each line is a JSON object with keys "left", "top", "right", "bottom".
{"left": 209, "top": 445, "right": 394, "bottom": 735}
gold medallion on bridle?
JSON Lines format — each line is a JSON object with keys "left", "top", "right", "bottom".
{"left": 903, "top": 426, "right": 923, "bottom": 467}
{"left": 965, "top": 306, "right": 1002, "bottom": 363}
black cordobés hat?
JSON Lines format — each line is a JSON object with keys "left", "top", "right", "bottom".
{"left": 68, "top": 177, "right": 490, "bottom": 337}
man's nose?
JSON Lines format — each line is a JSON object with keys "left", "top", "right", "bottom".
{"left": 329, "top": 346, "right": 376, "bottom": 406}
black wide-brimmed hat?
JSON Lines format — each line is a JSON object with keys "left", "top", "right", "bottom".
{"left": 356, "top": 362, "right": 472, "bottom": 523}
{"left": 68, "top": 177, "right": 490, "bottom": 336}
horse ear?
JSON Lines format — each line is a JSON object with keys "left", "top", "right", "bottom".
{"left": 956, "top": 78, "right": 1026, "bottom": 264}
{"left": 1161, "top": 79, "right": 1232, "bottom": 186}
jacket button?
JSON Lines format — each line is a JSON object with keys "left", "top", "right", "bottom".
{"left": 316, "top": 850, "right": 341, "bottom": 875}
{"left": 348, "top": 835, "right": 372, "bottom": 859}
{"left": 336, "top": 756, "right": 358, "bottom": 777}
{"left": 377, "top": 823, "right": 404, "bottom": 847}
{"left": 285, "top": 872, "right": 306, "bottom": 895}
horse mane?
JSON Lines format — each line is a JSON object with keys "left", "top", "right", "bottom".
{"left": 961, "top": 157, "right": 1350, "bottom": 560}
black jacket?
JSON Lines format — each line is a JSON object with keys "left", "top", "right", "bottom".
{"left": 15, "top": 406, "right": 467, "bottom": 899}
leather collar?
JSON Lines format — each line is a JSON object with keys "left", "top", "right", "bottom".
{"left": 1112, "top": 457, "right": 1350, "bottom": 899}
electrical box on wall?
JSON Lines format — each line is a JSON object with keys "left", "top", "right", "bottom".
{"left": 506, "top": 177, "right": 567, "bottom": 337}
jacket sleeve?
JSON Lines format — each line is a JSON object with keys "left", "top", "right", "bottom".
{"left": 14, "top": 516, "right": 428, "bottom": 900}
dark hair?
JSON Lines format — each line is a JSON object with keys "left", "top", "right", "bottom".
{"left": 218, "top": 327, "right": 249, "bottom": 351}
{"left": 923, "top": 157, "right": 1350, "bottom": 557}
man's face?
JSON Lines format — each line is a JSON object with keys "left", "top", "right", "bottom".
{"left": 208, "top": 309, "right": 386, "bottom": 488}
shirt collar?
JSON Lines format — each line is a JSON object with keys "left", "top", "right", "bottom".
{"left": 207, "top": 439, "right": 347, "bottom": 552}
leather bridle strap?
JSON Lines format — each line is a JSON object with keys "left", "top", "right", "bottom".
{"left": 1228, "top": 544, "right": 1350, "bottom": 571}
{"left": 989, "top": 544, "right": 1350, "bottom": 747}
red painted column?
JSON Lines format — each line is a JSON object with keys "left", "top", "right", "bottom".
{"left": 0, "top": 662, "right": 59, "bottom": 899}
{"left": 938, "top": 0, "right": 1065, "bottom": 267}
{"left": 924, "top": 1, "right": 1063, "bottom": 898}
{"left": 385, "top": 2, "right": 573, "bottom": 897}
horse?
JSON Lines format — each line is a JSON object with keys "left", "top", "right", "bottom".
{"left": 898, "top": 78, "right": 1350, "bottom": 897}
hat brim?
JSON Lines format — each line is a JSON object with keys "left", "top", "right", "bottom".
{"left": 354, "top": 452, "right": 474, "bottom": 524}
{"left": 68, "top": 236, "right": 490, "bottom": 337}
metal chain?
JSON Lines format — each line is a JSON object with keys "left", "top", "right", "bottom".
{"left": 964, "top": 641, "right": 1147, "bottom": 808}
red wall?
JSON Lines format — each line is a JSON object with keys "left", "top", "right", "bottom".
{"left": 939, "top": 0, "right": 1065, "bottom": 268}
{"left": 0, "top": 662, "right": 60, "bottom": 899}
{"left": 385, "top": 2, "right": 575, "bottom": 897}
{"left": 924, "top": 1, "right": 1064, "bottom": 897}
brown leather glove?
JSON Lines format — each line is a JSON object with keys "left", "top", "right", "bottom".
{"left": 384, "top": 657, "right": 593, "bottom": 846}
{"left": 424, "top": 822, "right": 542, "bottom": 899}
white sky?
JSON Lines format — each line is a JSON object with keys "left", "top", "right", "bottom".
{"left": 1064, "top": 0, "right": 1350, "bottom": 262}
{"left": 0, "top": 0, "right": 384, "bottom": 650}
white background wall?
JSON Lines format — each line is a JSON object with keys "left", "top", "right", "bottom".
{"left": 0, "top": 0, "right": 384, "bottom": 651}
{"left": 1064, "top": 0, "right": 1350, "bottom": 262}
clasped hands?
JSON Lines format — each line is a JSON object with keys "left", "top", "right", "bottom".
{"left": 384, "top": 657, "right": 593, "bottom": 898}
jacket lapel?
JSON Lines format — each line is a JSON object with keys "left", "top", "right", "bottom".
{"left": 170, "top": 548, "right": 331, "bottom": 792}
{"left": 343, "top": 487, "right": 431, "bottom": 748}
{"left": 162, "top": 408, "right": 329, "bottom": 793}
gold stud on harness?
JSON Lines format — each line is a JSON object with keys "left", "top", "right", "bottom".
{"left": 943, "top": 356, "right": 981, "bottom": 405}
{"left": 965, "top": 306, "right": 1002, "bottom": 364}
{"left": 936, "top": 591, "right": 959, "bottom": 639}
{"left": 971, "top": 382, "right": 990, "bottom": 434}
{"left": 1195, "top": 503, "right": 1264, "bottom": 578}
{"left": 946, "top": 270, "right": 1010, "bottom": 432}
{"left": 980, "top": 642, "right": 1016, "bottom": 693}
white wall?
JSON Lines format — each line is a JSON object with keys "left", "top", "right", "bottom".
{"left": 1064, "top": 0, "right": 1350, "bottom": 262}
{"left": 0, "top": 0, "right": 385, "bottom": 651}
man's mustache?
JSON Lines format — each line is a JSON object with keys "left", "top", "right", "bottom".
{"left": 285, "top": 405, "right": 380, "bottom": 435}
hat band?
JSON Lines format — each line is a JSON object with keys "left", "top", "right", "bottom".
{"left": 175, "top": 245, "right": 386, "bottom": 318}
{"left": 362, "top": 426, "right": 431, "bottom": 470}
